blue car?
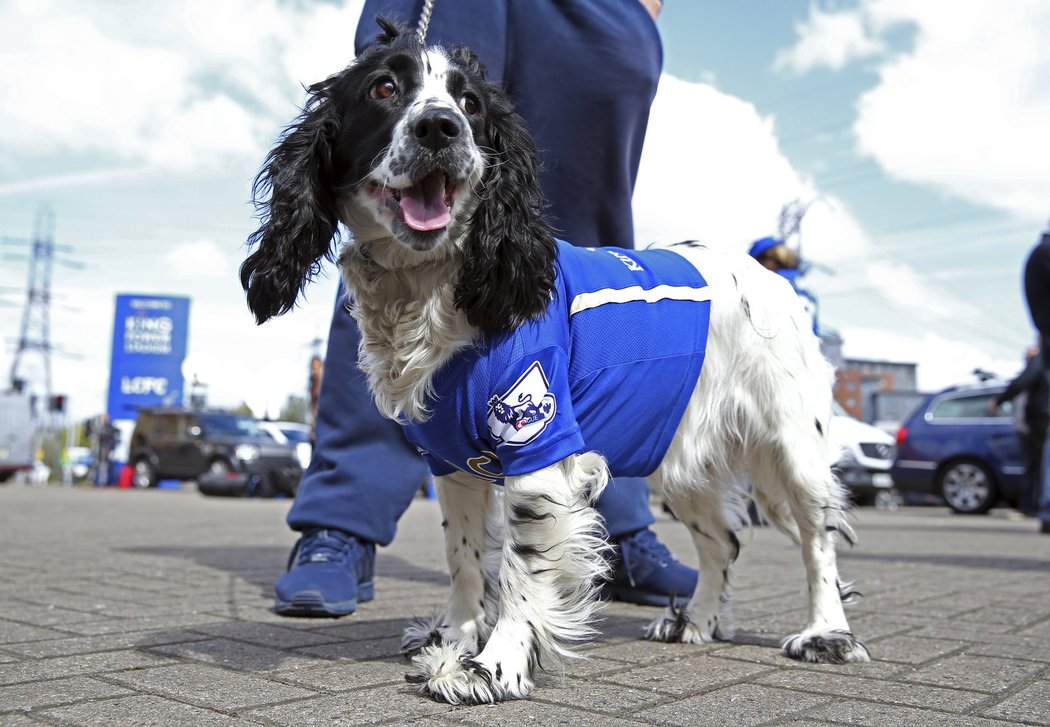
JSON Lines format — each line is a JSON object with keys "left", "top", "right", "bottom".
{"left": 891, "top": 381, "right": 1027, "bottom": 513}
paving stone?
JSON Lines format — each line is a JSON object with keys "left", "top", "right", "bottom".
{"left": 106, "top": 663, "right": 317, "bottom": 711}
{"left": 807, "top": 699, "right": 1027, "bottom": 726}
{"left": 0, "top": 621, "right": 71, "bottom": 644}
{"left": 0, "top": 650, "right": 172, "bottom": 686}
{"left": 36, "top": 694, "right": 243, "bottom": 726}
{"left": 0, "top": 630, "right": 211, "bottom": 659}
{"left": 899, "top": 653, "right": 1046, "bottom": 693}
{"left": 532, "top": 675, "right": 669, "bottom": 713}
{"left": 0, "top": 676, "right": 133, "bottom": 714}
{"left": 598, "top": 653, "right": 775, "bottom": 696}
{"left": 269, "top": 657, "right": 410, "bottom": 691}
{"left": 632, "top": 683, "right": 833, "bottom": 726}
{"left": 453, "top": 698, "right": 647, "bottom": 726}
{"left": 754, "top": 667, "right": 987, "bottom": 713}
{"left": 146, "top": 637, "right": 323, "bottom": 673}
{"left": 242, "top": 685, "right": 454, "bottom": 725}
{"left": 863, "top": 633, "right": 967, "bottom": 664}
{"left": 980, "top": 679, "right": 1050, "bottom": 725}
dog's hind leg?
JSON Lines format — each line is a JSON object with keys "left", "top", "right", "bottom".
{"left": 401, "top": 472, "right": 496, "bottom": 657}
{"left": 751, "top": 448, "right": 870, "bottom": 664}
{"left": 644, "top": 484, "right": 738, "bottom": 644}
{"left": 408, "top": 454, "right": 610, "bottom": 704}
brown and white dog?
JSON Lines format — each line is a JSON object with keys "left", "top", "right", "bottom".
{"left": 241, "top": 20, "right": 869, "bottom": 705}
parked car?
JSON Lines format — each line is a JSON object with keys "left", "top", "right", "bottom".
{"left": 64, "top": 446, "right": 94, "bottom": 481}
{"left": 829, "top": 405, "right": 898, "bottom": 508}
{"left": 128, "top": 408, "right": 303, "bottom": 497}
{"left": 891, "top": 381, "right": 1025, "bottom": 514}
{"left": 258, "top": 420, "right": 313, "bottom": 470}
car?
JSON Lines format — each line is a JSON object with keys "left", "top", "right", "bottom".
{"left": 891, "top": 381, "right": 1026, "bottom": 514}
{"left": 128, "top": 407, "right": 303, "bottom": 497}
{"left": 64, "top": 446, "right": 94, "bottom": 481}
{"left": 258, "top": 420, "right": 313, "bottom": 470}
{"left": 829, "top": 406, "right": 899, "bottom": 508}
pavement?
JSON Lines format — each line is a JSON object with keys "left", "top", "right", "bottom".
{"left": 1, "top": 484, "right": 1049, "bottom": 727}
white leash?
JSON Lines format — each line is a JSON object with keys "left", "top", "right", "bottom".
{"left": 416, "top": 0, "right": 436, "bottom": 47}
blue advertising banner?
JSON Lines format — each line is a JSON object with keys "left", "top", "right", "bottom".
{"left": 106, "top": 294, "right": 191, "bottom": 421}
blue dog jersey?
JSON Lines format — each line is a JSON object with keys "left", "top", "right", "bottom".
{"left": 403, "top": 242, "right": 712, "bottom": 483}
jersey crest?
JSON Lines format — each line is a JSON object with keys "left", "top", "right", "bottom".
{"left": 486, "top": 361, "right": 557, "bottom": 447}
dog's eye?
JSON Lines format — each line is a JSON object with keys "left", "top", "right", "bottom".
{"left": 458, "top": 95, "right": 478, "bottom": 115}
{"left": 370, "top": 78, "right": 398, "bottom": 101}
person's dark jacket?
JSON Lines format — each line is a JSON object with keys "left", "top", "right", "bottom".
{"left": 1024, "top": 234, "right": 1050, "bottom": 354}
{"left": 996, "top": 351, "right": 1050, "bottom": 426}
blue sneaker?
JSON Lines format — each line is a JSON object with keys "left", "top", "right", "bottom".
{"left": 606, "top": 527, "right": 698, "bottom": 607}
{"left": 274, "top": 529, "right": 375, "bottom": 617}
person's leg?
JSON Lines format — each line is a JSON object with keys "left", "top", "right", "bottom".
{"left": 1040, "top": 376, "right": 1050, "bottom": 532}
{"left": 506, "top": 0, "right": 662, "bottom": 249}
{"left": 1028, "top": 414, "right": 1048, "bottom": 513}
{"left": 503, "top": 1, "right": 693, "bottom": 604}
{"left": 276, "top": 288, "right": 429, "bottom": 616}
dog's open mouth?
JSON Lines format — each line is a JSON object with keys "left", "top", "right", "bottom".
{"left": 370, "top": 172, "right": 458, "bottom": 232}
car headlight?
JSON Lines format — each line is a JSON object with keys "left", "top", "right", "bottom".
{"left": 235, "top": 444, "right": 259, "bottom": 462}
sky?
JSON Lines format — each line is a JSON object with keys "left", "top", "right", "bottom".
{"left": 1, "top": 0, "right": 1047, "bottom": 422}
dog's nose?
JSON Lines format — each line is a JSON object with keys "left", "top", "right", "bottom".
{"left": 413, "top": 108, "right": 462, "bottom": 151}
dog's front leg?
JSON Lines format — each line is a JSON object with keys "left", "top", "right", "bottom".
{"left": 402, "top": 472, "right": 495, "bottom": 657}
{"left": 410, "top": 454, "right": 610, "bottom": 704}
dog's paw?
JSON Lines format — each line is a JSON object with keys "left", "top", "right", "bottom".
{"left": 644, "top": 603, "right": 732, "bottom": 644}
{"left": 400, "top": 614, "right": 449, "bottom": 656}
{"left": 781, "top": 629, "right": 870, "bottom": 664}
{"left": 406, "top": 642, "right": 530, "bottom": 704}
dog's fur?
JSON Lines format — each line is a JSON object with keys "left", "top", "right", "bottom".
{"left": 241, "top": 21, "right": 870, "bottom": 705}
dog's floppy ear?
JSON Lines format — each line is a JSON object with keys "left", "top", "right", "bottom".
{"left": 240, "top": 76, "right": 341, "bottom": 325}
{"left": 453, "top": 74, "right": 558, "bottom": 334}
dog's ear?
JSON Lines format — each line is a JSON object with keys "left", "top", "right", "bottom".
{"left": 240, "top": 77, "right": 341, "bottom": 325}
{"left": 453, "top": 81, "right": 558, "bottom": 334}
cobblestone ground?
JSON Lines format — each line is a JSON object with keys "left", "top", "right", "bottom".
{"left": 1, "top": 484, "right": 1048, "bottom": 726}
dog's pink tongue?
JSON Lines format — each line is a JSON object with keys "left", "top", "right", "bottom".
{"left": 400, "top": 172, "right": 451, "bottom": 231}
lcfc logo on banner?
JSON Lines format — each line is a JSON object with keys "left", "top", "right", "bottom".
{"left": 121, "top": 376, "right": 169, "bottom": 396}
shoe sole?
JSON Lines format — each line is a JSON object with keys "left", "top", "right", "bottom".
{"left": 275, "top": 581, "right": 375, "bottom": 617}
{"left": 605, "top": 585, "right": 676, "bottom": 608}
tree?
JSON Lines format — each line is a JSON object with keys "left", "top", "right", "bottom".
{"left": 279, "top": 395, "right": 309, "bottom": 423}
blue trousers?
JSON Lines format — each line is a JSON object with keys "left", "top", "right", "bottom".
{"left": 287, "top": 0, "right": 663, "bottom": 545}
{"left": 1040, "top": 372, "right": 1050, "bottom": 524}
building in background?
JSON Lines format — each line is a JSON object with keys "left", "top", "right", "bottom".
{"left": 835, "top": 357, "right": 923, "bottom": 432}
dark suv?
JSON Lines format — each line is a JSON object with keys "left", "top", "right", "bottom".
{"left": 128, "top": 408, "right": 302, "bottom": 496}
{"left": 891, "top": 382, "right": 1025, "bottom": 513}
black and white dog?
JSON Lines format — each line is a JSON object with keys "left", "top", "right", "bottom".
{"left": 242, "top": 20, "right": 869, "bottom": 705}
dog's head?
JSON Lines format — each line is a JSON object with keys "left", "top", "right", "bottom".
{"left": 241, "top": 19, "right": 556, "bottom": 333}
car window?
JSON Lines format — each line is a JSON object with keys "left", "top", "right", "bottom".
{"left": 152, "top": 414, "right": 179, "bottom": 438}
{"left": 930, "top": 392, "right": 1010, "bottom": 420}
{"left": 198, "top": 414, "right": 266, "bottom": 438}
{"left": 279, "top": 428, "right": 311, "bottom": 444}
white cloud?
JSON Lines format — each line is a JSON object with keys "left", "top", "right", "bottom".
{"left": 163, "top": 240, "right": 231, "bottom": 278}
{"left": 635, "top": 75, "right": 818, "bottom": 247}
{"left": 777, "top": 0, "right": 1050, "bottom": 221}
{"left": 840, "top": 326, "right": 1020, "bottom": 391}
{"left": 635, "top": 72, "right": 1026, "bottom": 389}
{"left": 0, "top": 0, "right": 365, "bottom": 174}
{"left": 774, "top": 5, "right": 886, "bottom": 73}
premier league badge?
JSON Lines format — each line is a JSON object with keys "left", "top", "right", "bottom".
{"left": 487, "top": 361, "right": 557, "bottom": 447}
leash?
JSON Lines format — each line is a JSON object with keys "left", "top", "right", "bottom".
{"left": 416, "top": 0, "right": 436, "bottom": 47}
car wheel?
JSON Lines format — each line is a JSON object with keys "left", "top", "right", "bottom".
{"left": 132, "top": 458, "right": 156, "bottom": 488}
{"left": 938, "top": 459, "right": 996, "bottom": 514}
{"left": 208, "top": 458, "right": 232, "bottom": 476}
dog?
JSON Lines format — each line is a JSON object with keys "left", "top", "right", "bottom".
{"left": 241, "top": 19, "right": 869, "bottom": 705}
